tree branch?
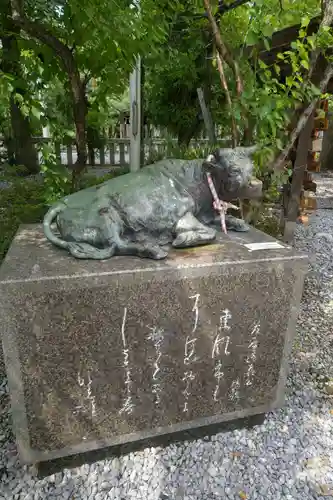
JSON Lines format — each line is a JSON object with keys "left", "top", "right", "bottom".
{"left": 215, "top": 50, "right": 238, "bottom": 147}
{"left": 10, "top": 11, "right": 83, "bottom": 102}
{"left": 216, "top": 0, "right": 250, "bottom": 16}
{"left": 11, "top": 19, "right": 74, "bottom": 72}
{"left": 203, "top": 0, "right": 243, "bottom": 96}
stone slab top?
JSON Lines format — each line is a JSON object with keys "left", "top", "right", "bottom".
{"left": 0, "top": 224, "right": 308, "bottom": 284}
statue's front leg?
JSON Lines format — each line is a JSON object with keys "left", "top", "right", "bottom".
{"left": 211, "top": 214, "right": 249, "bottom": 232}
{"left": 172, "top": 212, "right": 216, "bottom": 248}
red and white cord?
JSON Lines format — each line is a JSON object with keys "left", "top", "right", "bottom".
{"left": 206, "top": 172, "right": 239, "bottom": 235}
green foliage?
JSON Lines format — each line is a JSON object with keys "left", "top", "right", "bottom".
{"left": 0, "top": 178, "right": 47, "bottom": 263}
{"left": 245, "top": 0, "right": 320, "bottom": 47}
{"left": 145, "top": 49, "right": 206, "bottom": 141}
{"left": 145, "top": 139, "right": 230, "bottom": 165}
{"left": 144, "top": 1, "right": 215, "bottom": 142}
{"left": 39, "top": 143, "right": 71, "bottom": 205}
{"left": 253, "top": 209, "right": 282, "bottom": 238}
{"left": 144, "top": 0, "right": 324, "bottom": 150}
{"left": 238, "top": 18, "right": 332, "bottom": 166}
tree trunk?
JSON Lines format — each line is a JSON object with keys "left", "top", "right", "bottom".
{"left": 9, "top": 95, "right": 39, "bottom": 173}
{"left": 215, "top": 50, "right": 238, "bottom": 147}
{"left": 1, "top": 1, "right": 38, "bottom": 174}
{"left": 88, "top": 145, "right": 96, "bottom": 166}
{"left": 71, "top": 80, "right": 88, "bottom": 184}
{"left": 197, "top": 87, "right": 216, "bottom": 144}
{"left": 203, "top": 0, "right": 249, "bottom": 146}
{"left": 203, "top": 0, "right": 244, "bottom": 95}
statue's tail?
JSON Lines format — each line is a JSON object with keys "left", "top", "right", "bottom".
{"left": 43, "top": 203, "right": 116, "bottom": 260}
{"left": 43, "top": 203, "right": 69, "bottom": 250}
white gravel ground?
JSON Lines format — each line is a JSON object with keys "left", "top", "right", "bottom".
{"left": 1, "top": 185, "right": 333, "bottom": 499}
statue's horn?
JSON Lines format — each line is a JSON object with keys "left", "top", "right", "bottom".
{"left": 244, "top": 145, "right": 257, "bottom": 156}
{"left": 206, "top": 153, "right": 215, "bottom": 163}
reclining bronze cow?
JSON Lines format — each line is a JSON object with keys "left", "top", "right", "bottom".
{"left": 43, "top": 147, "right": 262, "bottom": 260}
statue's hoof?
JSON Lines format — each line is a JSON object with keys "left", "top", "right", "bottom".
{"left": 225, "top": 215, "right": 250, "bottom": 232}
{"left": 172, "top": 228, "right": 216, "bottom": 248}
{"left": 153, "top": 248, "right": 168, "bottom": 260}
{"left": 232, "top": 222, "right": 250, "bottom": 232}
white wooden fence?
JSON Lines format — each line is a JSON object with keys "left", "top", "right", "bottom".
{"left": 0, "top": 137, "right": 230, "bottom": 168}
{"left": 35, "top": 137, "right": 229, "bottom": 167}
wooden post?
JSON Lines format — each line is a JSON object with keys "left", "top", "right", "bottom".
{"left": 197, "top": 87, "right": 216, "bottom": 145}
{"left": 66, "top": 145, "right": 73, "bottom": 166}
{"left": 140, "top": 59, "right": 145, "bottom": 166}
{"left": 119, "top": 141, "right": 126, "bottom": 165}
{"left": 119, "top": 112, "right": 125, "bottom": 139}
{"left": 109, "top": 141, "right": 115, "bottom": 166}
{"left": 55, "top": 142, "right": 61, "bottom": 164}
{"left": 320, "top": 112, "right": 333, "bottom": 170}
{"left": 283, "top": 112, "right": 314, "bottom": 244}
{"left": 129, "top": 56, "right": 141, "bottom": 172}
{"left": 99, "top": 146, "right": 105, "bottom": 166}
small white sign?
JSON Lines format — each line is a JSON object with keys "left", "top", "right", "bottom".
{"left": 244, "top": 242, "right": 285, "bottom": 251}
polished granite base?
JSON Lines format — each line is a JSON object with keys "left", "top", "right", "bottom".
{"left": 0, "top": 225, "right": 308, "bottom": 464}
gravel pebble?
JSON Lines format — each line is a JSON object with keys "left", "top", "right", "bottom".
{"left": 1, "top": 174, "right": 333, "bottom": 499}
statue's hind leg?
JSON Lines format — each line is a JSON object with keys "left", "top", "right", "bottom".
{"left": 172, "top": 212, "right": 216, "bottom": 248}
{"left": 67, "top": 242, "right": 116, "bottom": 260}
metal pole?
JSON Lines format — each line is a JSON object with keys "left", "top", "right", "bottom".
{"left": 129, "top": 56, "right": 141, "bottom": 172}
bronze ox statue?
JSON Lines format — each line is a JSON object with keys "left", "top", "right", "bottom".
{"left": 43, "top": 147, "right": 262, "bottom": 260}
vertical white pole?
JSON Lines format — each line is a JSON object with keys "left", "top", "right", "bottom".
{"left": 39, "top": 87, "right": 49, "bottom": 138}
{"left": 129, "top": 56, "right": 141, "bottom": 172}
{"left": 42, "top": 126, "right": 50, "bottom": 138}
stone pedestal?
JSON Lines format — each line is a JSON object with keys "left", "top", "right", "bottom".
{"left": 0, "top": 225, "right": 307, "bottom": 464}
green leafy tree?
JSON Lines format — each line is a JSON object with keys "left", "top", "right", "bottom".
{"left": 5, "top": 0, "right": 170, "bottom": 184}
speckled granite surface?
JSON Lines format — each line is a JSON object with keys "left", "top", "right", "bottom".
{"left": 0, "top": 225, "right": 308, "bottom": 464}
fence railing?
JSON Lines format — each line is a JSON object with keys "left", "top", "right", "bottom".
{"left": 40, "top": 137, "right": 229, "bottom": 167}
{"left": 0, "top": 137, "right": 230, "bottom": 167}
